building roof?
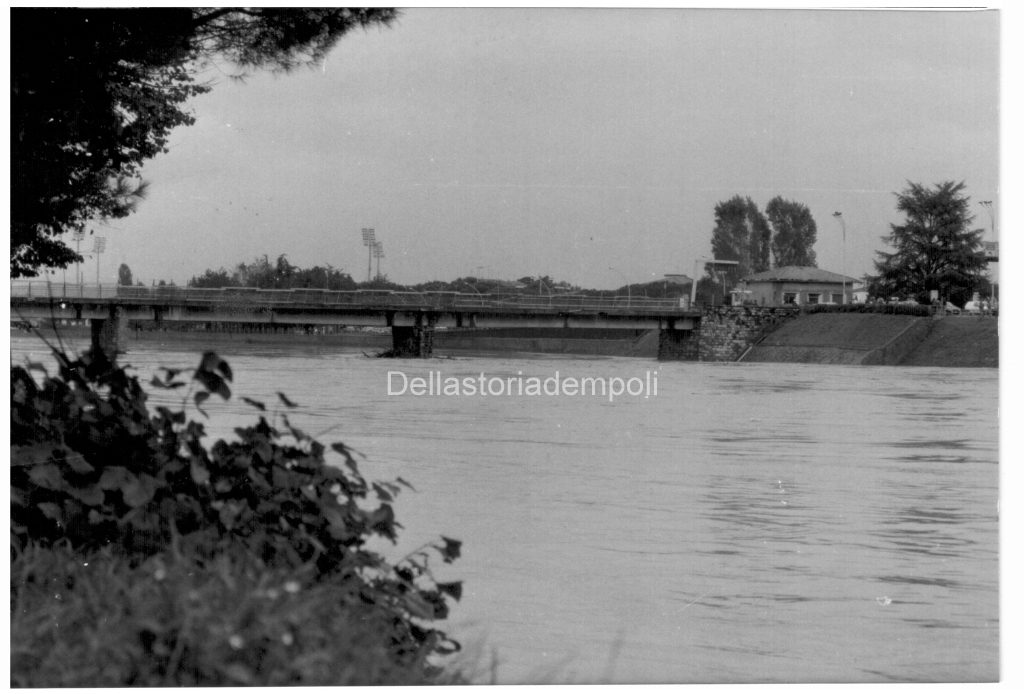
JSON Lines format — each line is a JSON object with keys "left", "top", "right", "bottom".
{"left": 741, "top": 266, "right": 859, "bottom": 284}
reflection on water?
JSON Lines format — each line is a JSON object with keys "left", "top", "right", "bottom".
{"left": 9, "top": 334, "right": 999, "bottom": 684}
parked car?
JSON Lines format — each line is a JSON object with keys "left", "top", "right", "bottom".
{"left": 944, "top": 302, "right": 961, "bottom": 315}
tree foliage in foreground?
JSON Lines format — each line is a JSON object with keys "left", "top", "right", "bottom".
{"left": 11, "top": 344, "right": 461, "bottom": 684}
{"left": 869, "top": 181, "right": 987, "bottom": 306}
{"left": 11, "top": 8, "right": 398, "bottom": 277}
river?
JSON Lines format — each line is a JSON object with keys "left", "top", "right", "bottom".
{"left": 10, "top": 332, "right": 999, "bottom": 684}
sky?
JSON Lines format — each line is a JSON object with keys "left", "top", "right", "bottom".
{"left": 82, "top": 6, "right": 1000, "bottom": 290}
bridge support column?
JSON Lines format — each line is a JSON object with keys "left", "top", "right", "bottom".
{"left": 657, "top": 327, "right": 699, "bottom": 361}
{"left": 90, "top": 305, "right": 127, "bottom": 360}
{"left": 391, "top": 315, "right": 435, "bottom": 357}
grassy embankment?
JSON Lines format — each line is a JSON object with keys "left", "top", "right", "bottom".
{"left": 745, "top": 313, "right": 998, "bottom": 367}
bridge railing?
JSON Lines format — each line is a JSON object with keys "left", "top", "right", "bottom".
{"left": 10, "top": 281, "right": 122, "bottom": 300}
{"left": 11, "top": 281, "right": 690, "bottom": 313}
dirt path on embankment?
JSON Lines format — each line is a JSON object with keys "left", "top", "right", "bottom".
{"left": 744, "top": 313, "right": 998, "bottom": 367}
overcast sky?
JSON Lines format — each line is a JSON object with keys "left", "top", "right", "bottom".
{"left": 90, "top": 7, "right": 999, "bottom": 289}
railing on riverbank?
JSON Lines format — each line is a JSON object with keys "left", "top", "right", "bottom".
{"left": 10, "top": 281, "right": 690, "bottom": 314}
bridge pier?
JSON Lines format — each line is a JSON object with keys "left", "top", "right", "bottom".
{"left": 90, "top": 305, "right": 127, "bottom": 360}
{"left": 657, "top": 326, "right": 700, "bottom": 360}
{"left": 391, "top": 314, "right": 435, "bottom": 357}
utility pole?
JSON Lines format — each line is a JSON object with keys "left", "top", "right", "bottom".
{"left": 833, "top": 212, "right": 846, "bottom": 304}
{"left": 361, "top": 228, "right": 376, "bottom": 283}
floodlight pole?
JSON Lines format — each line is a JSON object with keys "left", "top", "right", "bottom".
{"left": 373, "top": 241, "right": 385, "bottom": 280}
{"left": 93, "top": 236, "right": 106, "bottom": 292}
{"left": 361, "top": 228, "right": 376, "bottom": 283}
{"left": 833, "top": 212, "right": 846, "bottom": 304}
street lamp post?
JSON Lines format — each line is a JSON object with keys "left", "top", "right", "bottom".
{"left": 979, "top": 200, "right": 995, "bottom": 237}
{"left": 980, "top": 201, "right": 996, "bottom": 305}
{"left": 833, "top": 212, "right": 846, "bottom": 304}
{"left": 690, "top": 257, "right": 739, "bottom": 307}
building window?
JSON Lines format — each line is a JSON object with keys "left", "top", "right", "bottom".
{"left": 831, "top": 293, "right": 843, "bottom": 304}
{"left": 807, "top": 293, "right": 820, "bottom": 305}
{"left": 783, "top": 292, "right": 797, "bottom": 305}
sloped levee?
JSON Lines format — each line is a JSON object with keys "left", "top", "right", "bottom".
{"left": 742, "top": 313, "right": 931, "bottom": 365}
{"left": 899, "top": 317, "right": 999, "bottom": 368}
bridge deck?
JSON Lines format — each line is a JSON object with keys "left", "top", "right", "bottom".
{"left": 11, "top": 282, "right": 697, "bottom": 318}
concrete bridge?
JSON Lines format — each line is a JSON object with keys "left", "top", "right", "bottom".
{"left": 11, "top": 282, "right": 706, "bottom": 359}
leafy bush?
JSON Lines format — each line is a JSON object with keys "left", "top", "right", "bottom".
{"left": 11, "top": 342, "right": 462, "bottom": 684}
{"left": 802, "top": 302, "right": 931, "bottom": 317}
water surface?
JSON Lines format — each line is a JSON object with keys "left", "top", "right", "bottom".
{"left": 11, "top": 333, "right": 999, "bottom": 683}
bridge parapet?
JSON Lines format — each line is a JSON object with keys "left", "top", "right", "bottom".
{"left": 11, "top": 281, "right": 695, "bottom": 316}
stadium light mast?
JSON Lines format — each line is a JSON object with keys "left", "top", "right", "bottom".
{"left": 361, "top": 228, "right": 376, "bottom": 283}
{"left": 93, "top": 236, "right": 107, "bottom": 290}
{"left": 373, "top": 241, "right": 385, "bottom": 281}
{"left": 72, "top": 229, "right": 85, "bottom": 288}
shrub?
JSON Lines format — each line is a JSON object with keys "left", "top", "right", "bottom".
{"left": 11, "top": 542, "right": 465, "bottom": 686}
{"left": 11, "top": 342, "right": 462, "bottom": 684}
{"left": 801, "top": 302, "right": 931, "bottom": 317}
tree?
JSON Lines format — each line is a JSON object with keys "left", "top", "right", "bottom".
{"left": 869, "top": 181, "right": 987, "bottom": 306}
{"left": 707, "top": 196, "right": 770, "bottom": 292}
{"left": 766, "top": 197, "right": 817, "bottom": 267}
{"left": 11, "top": 8, "right": 398, "bottom": 277}
{"left": 117, "top": 263, "right": 134, "bottom": 286}
{"left": 189, "top": 267, "right": 239, "bottom": 288}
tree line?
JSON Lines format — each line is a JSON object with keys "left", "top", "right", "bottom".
{"left": 697, "top": 184, "right": 990, "bottom": 307}
{"left": 698, "top": 195, "right": 817, "bottom": 303}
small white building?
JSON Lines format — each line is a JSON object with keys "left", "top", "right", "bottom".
{"left": 737, "top": 266, "right": 860, "bottom": 306}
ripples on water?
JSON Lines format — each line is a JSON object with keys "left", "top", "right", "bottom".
{"left": 9, "top": 335, "right": 999, "bottom": 684}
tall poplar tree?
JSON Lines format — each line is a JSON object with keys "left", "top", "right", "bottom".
{"left": 766, "top": 196, "right": 818, "bottom": 267}
{"left": 707, "top": 195, "right": 770, "bottom": 289}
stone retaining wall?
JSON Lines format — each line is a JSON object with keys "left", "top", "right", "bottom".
{"left": 698, "top": 306, "right": 799, "bottom": 362}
